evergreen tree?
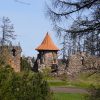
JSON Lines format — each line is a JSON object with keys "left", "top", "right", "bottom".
{"left": 0, "top": 66, "right": 53, "bottom": 100}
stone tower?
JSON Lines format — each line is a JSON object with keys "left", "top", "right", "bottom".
{"left": 0, "top": 44, "right": 22, "bottom": 72}
{"left": 35, "top": 32, "right": 59, "bottom": 67}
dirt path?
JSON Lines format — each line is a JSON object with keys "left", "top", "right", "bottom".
{"left": 50, "top": 87, "right": 89, "bottom": 94}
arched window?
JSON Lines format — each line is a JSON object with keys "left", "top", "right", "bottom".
{"left": 12, "top": 48, "right": 16, "bottom": 56}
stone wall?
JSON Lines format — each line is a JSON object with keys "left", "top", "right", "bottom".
{"left": 0, "top": 46, "right": 22, "bottom": 72}
{"left": 44, "top": 51, "right": 57, "bottom": 66}
{"left": 67, "top": 52, "right": 100, "bottom": 75}
{"left": 37, "top": 51, "right": 58, "bottom": 67}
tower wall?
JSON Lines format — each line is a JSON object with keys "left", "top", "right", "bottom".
{"left": 0, "top": 46, "right": 22, "bottom": 72}
{"left": 37, "top": 50, "right": 58, "bottom": 67}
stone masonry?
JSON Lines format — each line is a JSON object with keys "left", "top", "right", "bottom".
{"left": 67, "top": 52, "right": 100, "bottom": 75}
{"left": 0, "top": 45, "right": 22, "bottom": 72}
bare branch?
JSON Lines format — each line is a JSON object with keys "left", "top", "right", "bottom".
{"left": 14, "top": 0, "right": 30, "bottom": 5}
{"left": 48, "top": 0, "right": 99, "bottom": 18}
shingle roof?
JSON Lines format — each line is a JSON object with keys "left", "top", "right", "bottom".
{"left": 35, "top": 33, "right": 59, "bottom": 51}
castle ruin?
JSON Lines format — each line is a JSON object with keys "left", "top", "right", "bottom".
{"left": 67, "top": 52, "right": 100, "bottom": 75}
{"left": 0, "top": 44, "right": 22, "bottom": 72}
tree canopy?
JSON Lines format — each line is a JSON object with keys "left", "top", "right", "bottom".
{"left": 0, "top": 65, "right": 53, "bottom": 100}
{"left": 47, "top": 0, "right": 100, "bottom": 57}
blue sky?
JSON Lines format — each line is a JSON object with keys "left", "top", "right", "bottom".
{"left": 0, "top": 0, "right": 60, "bottom": 57}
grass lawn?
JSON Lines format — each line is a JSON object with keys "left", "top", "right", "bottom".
{"left": 48, "top": 80, "right": 91, "bottom": 88}
{"left": 53, "top": 93, "right": 86, "bottom": 100}
{"left": 47, "top": 72, "right": 100, "bottom": 89}
{"left": 48, "top": 80, "right": 67, "bottom": 87}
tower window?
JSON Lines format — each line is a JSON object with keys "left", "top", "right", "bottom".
{"left": 12, "top": 48, "right": 16, "bottom": 56}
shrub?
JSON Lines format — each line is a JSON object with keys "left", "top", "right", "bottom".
{"left": 85, "top": 85, "right": 100, "bottom": 100}
{"left": 0, "top": 66, "right": 53, "bottom": 100}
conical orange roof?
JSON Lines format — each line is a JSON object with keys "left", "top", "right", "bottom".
{"left": 35, "top": 33, "right": 59, "bottom": 51}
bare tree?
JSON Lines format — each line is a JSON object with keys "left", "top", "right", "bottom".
{"left": 47, "top": 0, "right": 100, "bottom": 29}
{"left": 46, "top": 0, "right": 100, "bottom": 56}
{"left": 0, "top": 17, "right": 15, "bottom": 46}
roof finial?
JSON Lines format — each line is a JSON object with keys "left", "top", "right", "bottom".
{"left": 46, "top": 32, "right": 48, "bottom": 35}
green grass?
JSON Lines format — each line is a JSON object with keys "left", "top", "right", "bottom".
{"left": 77, "top": 72, "right": 100, "bottom": 88}
{"left": 48, "top": 80, "right": 91, "bottom": 88}
{"left": 48, "top": 80, "right": 67, "bottom": 87}
{"left": 53, "top": 93, "right": 86, "bottom": 100}
{"left": 47, "top": 72, "right": 100, "bottom": 88}
{"left": 45, "top": 71, "right": 100, "bottom": 91}
{"left": 67, "top": 81, "right": 92, "bottom": 88}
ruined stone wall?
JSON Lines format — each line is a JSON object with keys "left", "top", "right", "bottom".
{"left": 67, "top": 52, "right": 100, "bottom": 75}
{"left": 0, "top": 46, "right": 22, "bottom": 72}
{"left": 10, "top": 46, "right": 21, "bottom": 72}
